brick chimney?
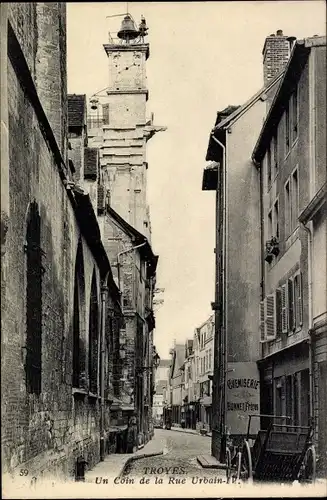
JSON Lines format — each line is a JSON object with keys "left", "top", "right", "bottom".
{"left": 262, "top": 29, "right": 291, "bottom": 85}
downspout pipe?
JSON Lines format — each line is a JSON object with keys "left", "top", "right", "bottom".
{"left": 210, "top": 133, "right": 227, "bottom": 456}
{"left": 301, "top": 221, "right": 314, "bottom": 427}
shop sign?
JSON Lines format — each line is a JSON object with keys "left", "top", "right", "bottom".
{"left": 226, "top": 362, "right": 260, "bottom": 435}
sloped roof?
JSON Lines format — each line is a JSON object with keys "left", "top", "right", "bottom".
{"left": 84, "top": 147, "right": 98, "bottom": 179}
{"left": 206, "top": 71, "right": 284, "bottom": 162}
{"left": 68, "top": 94, "right": 86, "bottom": 128}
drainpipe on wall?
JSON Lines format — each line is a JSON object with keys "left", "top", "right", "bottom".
{"left": 210, "top": 133, "right": 227, "bottom": 457}
{"left": 301, "top": 221, "right": 314, "bottom": 426}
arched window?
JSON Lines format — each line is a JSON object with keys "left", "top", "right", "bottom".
{"left": 25, "top": 201, "right": 42, "bottom": 395}
{"left": 73, "top": 240, "right": 86, "bottom": 388}
{"left": 88, "top": 270, "right": 99, "bottom": 394}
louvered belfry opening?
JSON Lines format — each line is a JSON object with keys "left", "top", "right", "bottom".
{"left": 73, "top": 240, "right": 86, "bottom": 388}
{"left": 88, "top": 270, "right": 98, "bottom": 394}
{"left": 25, "top": 201, "right": 42, "bottom": 395}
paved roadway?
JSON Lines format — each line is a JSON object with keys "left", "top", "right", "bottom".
{"left": 123, "top": 428, "right": 226, "bottom": 482}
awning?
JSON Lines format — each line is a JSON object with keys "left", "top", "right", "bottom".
{"left": 200, "top": 396, "right": 212, "bottom": 407}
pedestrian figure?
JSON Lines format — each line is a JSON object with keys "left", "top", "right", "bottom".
{"left": 126, "top": 416, "right": 137, "bottom": 453}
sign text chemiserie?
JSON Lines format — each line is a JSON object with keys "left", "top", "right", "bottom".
{"left": 227, "top": 378, "right": 259, "bottom": 390}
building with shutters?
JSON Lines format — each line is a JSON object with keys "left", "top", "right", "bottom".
{"left": 194, "top": 316, "right": 214, "bottom": 432}
{"left": 252, "top": 36, "right": 326, "bottom": 475}
{"left": 202, "top": 53, "right": 284, "bottom": 460}
{"left": 168, "top": 344, "right": 186, "bottom": 425}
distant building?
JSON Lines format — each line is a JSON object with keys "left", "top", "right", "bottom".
{"left": 197, "top": 316, "right": 214, "bottom": 432}
{"left": 169, "top": 344, "right": 186, "bottom": 425}
{"left": 153, "top": 359, "right": 170, "bottom": 420}
{"left": 181, "top": 339, "right": 195, "bottom": 428}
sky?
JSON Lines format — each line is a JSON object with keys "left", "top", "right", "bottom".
{"left": 67, "top": 1, "right": 326, "bottom": 359}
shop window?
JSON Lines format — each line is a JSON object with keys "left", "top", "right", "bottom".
{"left": 25, "top": 201, "right": 42, "bottom": 395}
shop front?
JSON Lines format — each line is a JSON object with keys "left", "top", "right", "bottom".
{"left": 258, "top": 341, "right": 311, "bottom": 431}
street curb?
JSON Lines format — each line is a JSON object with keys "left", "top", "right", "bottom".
{"left": 196, "top": 456, "right": 227, "bottom": 470}
{"left": 119, "top": 450, "right": 164, "bottom": 477}
{"left": 170, "top": 427, "right": 211, "bottom": 438}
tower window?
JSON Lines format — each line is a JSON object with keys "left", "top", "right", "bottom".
{"left": 25, "top": 201, "right": 42, "bottom": 395}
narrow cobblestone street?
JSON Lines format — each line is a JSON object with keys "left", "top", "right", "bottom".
{"left": 123, "top": 429, "right": 226, "bottom": 481}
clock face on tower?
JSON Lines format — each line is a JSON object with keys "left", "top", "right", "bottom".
{"left": 111, "top": 51, "right": 143, "bottom": 90}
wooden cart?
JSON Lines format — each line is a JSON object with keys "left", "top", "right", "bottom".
{"left": 226, "top": 414, "right": 316, "bottom": 484}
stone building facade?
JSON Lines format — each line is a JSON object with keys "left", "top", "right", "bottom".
{"left": 83, "top": 15, "right": 164, "bottom": 444}
{"left": 1, "top": 2, "right": 123, "bottom": 482}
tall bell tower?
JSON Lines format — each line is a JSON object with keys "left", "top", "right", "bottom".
{"left": 88, "top": 14, "right": 166, "bottom": 238}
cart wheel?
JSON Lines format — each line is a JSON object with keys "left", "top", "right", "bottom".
{"left": 299, "top": 445, "right": 317, "bottom": 484}
{"left": 239, "top": 440, "right": 253, "bottom": 483}
{"left": 226, "top": 447, "right": 232, "bottom": 484}
{"left": 236, "top": 451, "right": 242, "bottom": 482}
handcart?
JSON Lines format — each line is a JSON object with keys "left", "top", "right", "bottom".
{"left": 226, "top": 414, "right": 316, "bottom": 484}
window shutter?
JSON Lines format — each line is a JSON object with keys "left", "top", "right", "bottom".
{"left": 276, "top": 288, "right": 282, "bottom": 336}
{"left": 281, "top": 283, "right": 289, "bottom": 334}
{"left": 266, "top": 294, "right": 277, "bottom": 339}
{"left": 288, "top": 278, "right": 295, "bottom": 331}
{"left": 260, "top": 299, "right": 266, "bottom": 341}
{"left": 298, "top": 272, "right": 303, "bottom": 326}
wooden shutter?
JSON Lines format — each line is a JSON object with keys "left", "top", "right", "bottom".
{"left": 288, "top": 278, "right": 295, "bottom": 331}
{"left": 281, "top": 283, "right": 289, "bottom": 334}
{"left": 266, "top": 294, "right": 277, "bottom": 339}
{"left": 260, "top": 299, "right": 266, "bottom": 341}
{"left": 298, "top": 272, "right": 303, "bottom": 326}
{"left": 276, "top": 288, "right": 282, "bottom": 336}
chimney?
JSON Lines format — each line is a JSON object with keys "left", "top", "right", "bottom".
{"left": 262, "top": 29, "right": 291, "bottom": 85}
